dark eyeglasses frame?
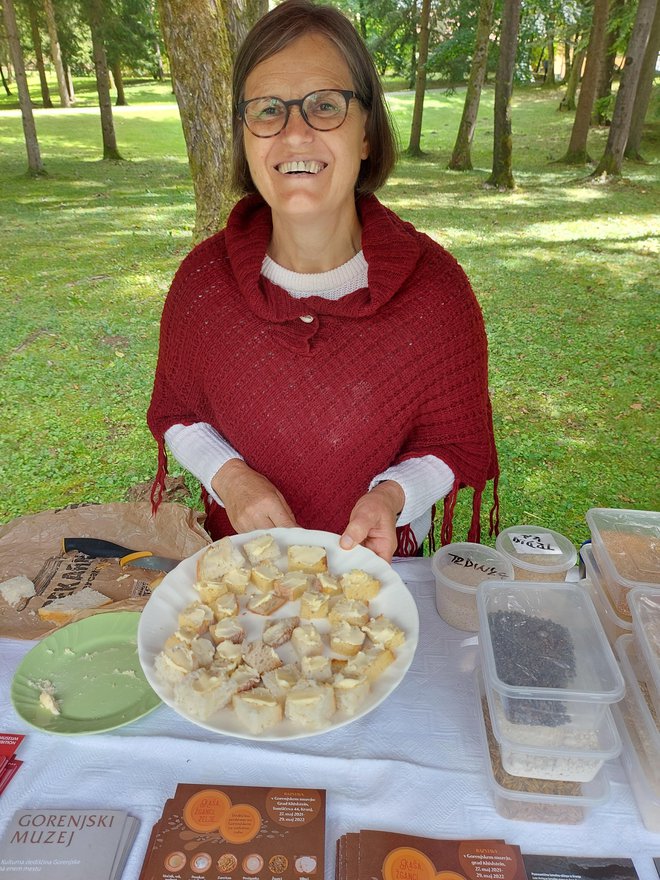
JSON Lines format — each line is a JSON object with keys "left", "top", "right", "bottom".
{"left": 237, "top": 89, "right": 359, "bottom": 138}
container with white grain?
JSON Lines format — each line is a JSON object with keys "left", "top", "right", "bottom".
{"left": 628, "top": 586, "right": 660, "bottom": 719}
{"left": 580, "top": 544, "right": 632, "bottom": 644}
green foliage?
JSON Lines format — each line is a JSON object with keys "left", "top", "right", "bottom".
{"left": 0, "top": 79, "right": 658, "bottom": 549}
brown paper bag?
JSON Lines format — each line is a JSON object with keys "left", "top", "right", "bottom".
{"left": 0, "top": 502, "right": 210, "bottom": 640}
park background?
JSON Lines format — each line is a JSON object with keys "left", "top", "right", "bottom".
{"left": 1, "top": 0, "right": 658, "bottom": 548}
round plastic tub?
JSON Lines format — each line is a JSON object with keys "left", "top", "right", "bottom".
{"left": 496, "top": 525, "right": 577, "bottom": 582}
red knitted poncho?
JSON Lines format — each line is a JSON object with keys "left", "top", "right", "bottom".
{"left": 148, "top": 193, "right": 499, "bottom": 551}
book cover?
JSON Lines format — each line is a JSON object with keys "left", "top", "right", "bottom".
{"left": 335, "top": 830, "right": 524, "bottom": 880}
{"left": 0, "top": 808, "right": 137, "bottom": 880}
{"left": 0, "top": 758, "right": 23, "bottom": 797}
{"left": 139, "top": 784, "right": 326, "bottom": 880}
{"left": 0, "top": 733, "right": 24, "bottom": 777}
{"left": 522, "top": 854, "right": 639, "bottom": 880}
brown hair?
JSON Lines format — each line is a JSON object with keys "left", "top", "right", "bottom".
{"left": 232, "top": 0, "right": 398, "bottom": 195}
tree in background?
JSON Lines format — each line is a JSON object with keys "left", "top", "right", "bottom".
{"left": 227, "top": 0, "right": 266, "bottom": 57}
{"left": 157, "top": 0, "right": 233, "bottom": 241}
{"left": 558, "top": 45, "right": 583, "bottom": 110}
{"left": 43, "top": 0, "right": 72, "bottom": 105}
{"left": 2, "top": 0, "right": 45, "bottom": 173}
{"left": 406, "top": 0, "right": 431, "bottom": 155}
{"left": 624, "top": 0, "right": 660, "bottom": 159}
{"left": 83, "top": 0, "right": 123, "bottom": 158}
{"left": 592, "top": 0, "right": 630, "bottom": 125}
{"left": 104, "top": 0, "right": 161, "bottom": 105}
{"left": 485, "top": 0, "right": 522, "bottom": 189}
{"left": 558, "top": 0, "right": 608, "bottom": 163}
{"left": 448, "top": 0, "right": 494, "bottom": 170}
{"left": 592, "top": 0, "right": 657, "bottom": 177}
{"left": 24, "top": 0, "right": 53, "bottom": 106}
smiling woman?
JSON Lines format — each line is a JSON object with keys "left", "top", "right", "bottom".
{"left": 147, "top": 0, "right": 500, "bottom": 563}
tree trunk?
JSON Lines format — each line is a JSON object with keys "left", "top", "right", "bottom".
{"left": 592, "top": 0, "right": 657, "bottom": 177}
{"left": 563, "top": 39, "right": 572, "bottom": 81}
{"left": 227, "top": 0, "right": 267, "bottom": 58}
{"left": 593, "top": 0, "right": 622, "bottom": 125}
{"left": 158, "top": 0, "right": 234, "bottom": 241}
{"left": 42, "top": 0, "right": 71, "bottom": 107}
{"left": 63, "top": 58, "right": 75, "bottom": 101}
{"left": 485, "top": 0, "right": 522, "bottom": 189}
{"left": 0, "top": 62, "right": 11, "bottom": 95}
{"left": 545, "top": 31, "right": 556, "bottom": 86}
{"left": 2, "top": 0, "right": 45, "bottom": 174}
{"left": 448, "top": 0, "right": 494, "bottom": 170}
{"left": 86, "top": 0, "right": 123, "bottom": 159}
{"left": 27, "top": 0, "right": 53, "bottom": 107}
{"left": 558, "top": 0, "right": 608, "bottom": 164}
{"left": 624, "top": 0, "right": 660, "bottom": 159}
{"left": 406, "top": 0, "right": 431, "bottom": 157}
{"left": 111, "top": 60, "right": 127, "bottom": 105}
{"left": 558, "top": 47, "right": 585, "bottom": 111}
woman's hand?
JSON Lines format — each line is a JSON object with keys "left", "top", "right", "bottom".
{"left": 211, "top": 459, "right": 297, "bottom": 532}
{"left": 339, "top": 481, "right": 405, "bottom": 563}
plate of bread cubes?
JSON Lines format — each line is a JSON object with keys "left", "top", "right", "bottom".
{"left": 138, "top": 528, "right": 419, "bottom": 740}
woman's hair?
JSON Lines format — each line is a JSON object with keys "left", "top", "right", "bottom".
{"left": 232, "top": 0, "right": 398, "bottom": 195}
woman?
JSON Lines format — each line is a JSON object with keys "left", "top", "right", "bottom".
{"left": 148, "top": 0, "right": 498, "bottom": 563}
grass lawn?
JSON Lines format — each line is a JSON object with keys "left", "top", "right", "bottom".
{"left": 1, "top": 77, "right": 658, "bottom": 549}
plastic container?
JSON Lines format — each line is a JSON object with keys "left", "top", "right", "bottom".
{"left": 483, "top": 668, "right": 621, "bottom": 782}
{"left": 628, "top": 586, "right": 660, "bottom": 719}
{"left": 431, "top": 542, "right": 514, "bottom": 631}
{"left": 474, "top": 668, "right": 610, "bottom": 823}
{"left": 614, "top": 635, "right": 660, "bottom": 772}
{"left": 612, "top": 702, "right": 660, "bottom": 833}
{"left": 495, "top": 525, "right": 577, "bottom": 582}
{"left": 477, "top": 581, "right": 625, "bottom": 732}
{"left": 585, "top": 508, "right": 660, "bottom": 620}
{"left": 580, "top": 545, "right": 632, "bottom": 644}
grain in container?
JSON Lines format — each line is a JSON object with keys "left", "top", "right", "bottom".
{"left": 581, "top": 544, "right": 632, "bottom": 644}
{"left": 628, "top": 586, "right": 660, "bottom": 719}
{"left": 496, "top": 525, "right": 577, "bottom": 582}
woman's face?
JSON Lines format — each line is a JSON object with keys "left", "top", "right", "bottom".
{"left": 242, "top": 32, "right": 369, "bottom": 224}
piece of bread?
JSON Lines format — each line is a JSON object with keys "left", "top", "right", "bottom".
{"left": 194, "top": 579, "right": 228, "bottom": 605}
{"left": 247, "top": 591, "right": 287, "bottom": 616}
{"left": 291, "top": 623, "right": 324, "bottom": 659}
{"left": 333, "top": 673, "right": 370, "bottom": 716}
{"left": 243, "top": 533, "right": 280, "bottom": 564}
{"left": 196, "top": 537, "right": 246, "bottom": 581}
{"left": 173, "top": 668, "right": 235, "bottom": 720}
{"left": 242, "top": 640, "right": 283, "bottom": 675}
{"left": 262, "top": 616, "right": 300, "bottom": 648}
{"left": 344, "top": 645, "right": 395, "bottom": 682}
{"left": 209, "top": 617, "right": 245, "bottom": 645}
{"left": 162, "top": 633, "right": 215, "bottom": 673}
{"left": 288, "top": 544, "right": 328, "bottom": 573}
{"left": 0, "top": 575, "right": 35, "bottom": 607}
{"left": 361, "top": 615, "right": 406, "bottom": 649}
{"left": 340, "top": 569, "right": 381, "bottom": 601}
{"left": 209, "top": 592, "right": 239, "bottom": 621}
{"left": 284, "top": 681, "right": 336, "bottom": 728}
{"left": 250, "top": 561, "right": 283, "bottom": 592}
{"left": 232, "top": 687, "right": 283, "bottom": 734}
{"left": 300, "top": 654, "right": 332, "bottom": 682}
{"left": 329, "top": 620, "right": 365, "bottom": 656}
{"left": 213, "top": 640, "right": 244, "bottom": 671}
{"left": 316, "top": 572, "right": 342, "bottom": 596}
{"left": 275, "top": 571, "right": 313, "bottom": 601}
{"left": 230, "top": 663, "right": 261, "bottom": 693}
{"left": 222, "top": 568, "right": 251, "bottom": 595}
{"left": 178, "top": 601, "right": 214, "bottom": 636}
{"left": 37, "top": 588, "right": 111, "bottom": 624}
{"left": 261, "top": 663, "right": 301, "bottom": 700}
{"left": 300, "top": 590, "right": 329, "bottom": 620}
{"left": 328, "top": 597, "right": 370, "bottom": 627}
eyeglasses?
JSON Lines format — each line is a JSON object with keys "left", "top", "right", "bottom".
{"left": 237, "top": 89, "right": 359, "bottom": 138}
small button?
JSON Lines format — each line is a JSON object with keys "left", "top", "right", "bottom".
{"left": 299, "top": 314, "right": 314, "bottom": 323}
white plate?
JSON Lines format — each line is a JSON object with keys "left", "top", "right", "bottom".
{"left": 138, "top": 528, "right": 419, "bottom": 740}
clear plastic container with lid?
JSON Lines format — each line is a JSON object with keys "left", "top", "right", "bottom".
{"left": 628, "top": 586, "right": 660, "bottom": 719}
{"left": 612, "top": 702, "right": 660, "bottom": 833}
{"left": 474, "top": 668, "right": 610, "bottom": 823}
{"left": 495, "top": 525, "right": 577, "bottom": 581}
{"left": 614, "top": 634, "right": 660, "bottom": 769}
{"left": 580, "top": 544, "right": 632, "bottom": 644}
{"left": 585, "top": 508, "right": 660, "bottom": 620}
{"left": 483, "top": 667, "right": 621, "bottom": 782}
{"left": 431, "top": 542, "right": 514, "bottom": 631}
{"left": 477, "top": 580, "right": 625, "bottom": 732}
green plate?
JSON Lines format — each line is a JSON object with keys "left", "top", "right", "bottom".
{"left": 11, "top": 611, "right": 161, "bottom": 735}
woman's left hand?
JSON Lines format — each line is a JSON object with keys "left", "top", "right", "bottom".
{"left": 339, "top": 481, "right": 405, "bottom": 563}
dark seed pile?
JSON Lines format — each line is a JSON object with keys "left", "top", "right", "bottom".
{"left": 488, "top": 610, "right": 577, "bottom": 726}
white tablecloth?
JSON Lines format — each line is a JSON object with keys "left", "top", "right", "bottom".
{"left": 1, "top": 558, "right": 658, "bottom": 878}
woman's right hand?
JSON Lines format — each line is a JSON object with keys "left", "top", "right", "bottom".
{"left": 211, "top": 459, "right": 297, "bottom": 532}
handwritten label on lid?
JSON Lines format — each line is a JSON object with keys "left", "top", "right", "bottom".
{"left": 510, "top": 533, "right": 562, "bottom": 555}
